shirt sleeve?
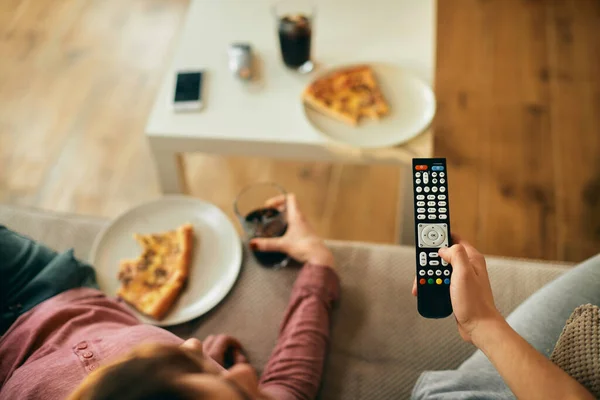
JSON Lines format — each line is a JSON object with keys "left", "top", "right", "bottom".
{"left": 259, "top": 263, "right": 340, "bottom": 400}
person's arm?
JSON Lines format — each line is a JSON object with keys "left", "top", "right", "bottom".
{"left": 414, "top": 239, "right": 593, "bottom": 400}
{"left": 472, "top": 318, "right": 593, "bottom": 400}
{"left": 258, "top": 263, "right": 339, "bottom": 400}
{"left": 250, "top": 194, "right": 339, "bottom": 400}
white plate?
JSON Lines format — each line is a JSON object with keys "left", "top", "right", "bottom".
{"left": 303, "top": 63, "right": 436, "bottom": 149}
{"left": 90, "top": 196, "right": 242, "bottom": 326}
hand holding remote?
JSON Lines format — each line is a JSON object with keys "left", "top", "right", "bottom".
{"left": 439, "top": 238, "right": 503, "bottom": 345}
{"left": 412, "top": 236, "right": 503, "bottom": 345}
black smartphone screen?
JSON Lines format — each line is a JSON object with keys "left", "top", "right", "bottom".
{"left": 174, "top": 72, "right": 202, "bottom": 102}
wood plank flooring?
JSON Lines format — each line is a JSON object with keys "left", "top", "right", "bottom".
{"left": 436, "top": 0, "right": 600, "bottom": 261}
{"left": 1, "top": 0, "right": 598, "bottom": 261}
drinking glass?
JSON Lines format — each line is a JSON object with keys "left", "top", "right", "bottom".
{"left": 234, "top": 182, "right": 289, "bottom": 268}
{"left": 273, "top": 0, "right": 315, "bottom": 73}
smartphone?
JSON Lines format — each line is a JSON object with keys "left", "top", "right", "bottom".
{"left": 173, "top": 71, "right": 204, "bottom": 112}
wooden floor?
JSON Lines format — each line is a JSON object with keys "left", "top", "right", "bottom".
{"left": 436, "top": 0, "right": 600, "bottom": 262}
{"left": 1, "top": 0, "right": 598, "bottom": 261}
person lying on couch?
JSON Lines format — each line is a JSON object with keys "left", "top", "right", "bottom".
{"left": 411, "top": 237, "right": 597, "bottom": 400}
{"left": 0, "top": 195, "right": 339, "bottom": 400}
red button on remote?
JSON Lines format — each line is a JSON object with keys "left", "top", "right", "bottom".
{"left": 419, "top": 278, "right": 426, "bottom": 285}
{"left": 415, "top": 165, "right": 428, "bottom": 171}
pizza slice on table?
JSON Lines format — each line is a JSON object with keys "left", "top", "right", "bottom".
{"left": 302, "top": 65, "right": 389, "bottom": 127}
{"left": 117, "top": 223, "right": 194, "bottom": 320}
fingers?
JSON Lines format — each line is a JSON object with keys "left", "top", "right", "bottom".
{"left": 202, "top": 335, "right": 215, "bottom": 351}
{"left": 249, "top": 237, "right": 287, "bottom": 253}
{"left": 439, "top": 244, "right": 473, "bottom": 275}
{"left": 412, "top": 277, "right": 417, "bottom": 297}
{"left": 213, "top": 335, "right": 243, "bottom": 352}
{"left": 452, "top": 237, "right": 486, "bottom": 274}
{"left": 265, "top": 194, "right": 286, "bottom": 210}
{"left": 234, "top": 349, "right": 248, "bottom": 364}
{"left": 202, "top": 334, "right": 245, "bottom": 366}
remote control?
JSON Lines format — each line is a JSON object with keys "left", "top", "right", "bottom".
{"left": 412, "top": 158, "right": 453, "bottom": 318}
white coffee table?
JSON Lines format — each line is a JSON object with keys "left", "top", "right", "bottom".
{"left": 146, "top": 0, "right": 436, "bottom": 243}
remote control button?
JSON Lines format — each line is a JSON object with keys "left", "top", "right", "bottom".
{"left": 440, "top": 187, "right": 446, "bottom": 192}
{"left": 419, "top": 269, "right": 426, "bottom": 276}
{"left": 443, "top": 270, "right": 450, "bottom": 276}
{"left": 428, "top": 214, "right": 437, "bottom": 219}
{"left": 427, "top": 208, "right": 436, "bottom": 213}
{"left": 416, "top": 179, "right": 421, "bottom": 184}
{"left": 417, "top": 201, "right": 425, "bottom": 206}
{"left": 420, "top": 278, "right": 427, "bottom": 285}
{"left": 423, "top": 172, "right": 429, "bottom": 184}
{"left": 438, "top": 201, "right": 447, "bottom": 206}
{"left": 427, "top": 231, "right": 440, "bottom": 242}
{"left": 440, "top": 178, "right": 445, "bottom": 184}
{"left": 444, "top": 278, "right": 450, "bottom": 285}
{"left": 440, "top": 172, "right": 445, "bottom": 177}
{"left": 432, "top": 165, "right": 444, "bottom": 171}
{"left": 429, "top": 252, "right": 439, "bottom": 258}
{"left": 416, "top": 187, "right": 422, "bottom": 193}
{"left": 427, "top": 201, "right": 435, "bottom": 206}
{"left": 438, "top": 195, "right": 446, "bottom": 200}
{"left": 417, "top": 208, "right": 425, "bottom": 213}
{"left": 439, "top": 207, "right": 447, "bottom": 213}
{"left": 431, "top": 172, "right": 437, "bottom": 177}
{"left": 427, "top": 270, "right": 434, "bottom": 276}
{"left": 432, "top": 179, "right": 437, "bottom": 184}
{"left": 430, "top": 260, "right": 440, "bottom": 266}
{"left": 435, "top": 270, "right": 442, "bottom": 276}
{"left": 436, "top": 278, "right": 442, "bottom": 285}
{"left": 428, "top": 278, "right": 434, "bottom": 284}
{"left": 417, "top": 215, "right": 426, "bottom": 220}
{"left": 424, "top": 187, "right": 430, "bottom": 193}
{"left": 415, "top": 172, "right": 421, "bottom": 178}
{"left": 420, "top": 252, "right": 427, "bottom": 266}
{"left": 427, "top": 195, "right": 436, "bottom": 200}
{"left": 439, "top": 214, "right": 447, "bottom": 219}
{"left": 432, "top": 187, "right": 438, "bottom": 193}
{"left": 442, "top": 259, "right": 448, "bottom": 266}
{"left": 416, "top": 195, "right": 425, "bottom": 200}
{"left": 415, "top": 165, "right": 428, "bottom": 171}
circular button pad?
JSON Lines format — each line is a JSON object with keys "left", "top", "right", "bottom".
{"left": 419, "top": 224, "right": 448, "bottom": 248}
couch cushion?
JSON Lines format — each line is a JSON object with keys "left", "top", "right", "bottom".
{"left": 0, "top": 204, "right": 106, "bottom": 261}
{"left": 0, "top": 204, "right": 573, "bottom": 398}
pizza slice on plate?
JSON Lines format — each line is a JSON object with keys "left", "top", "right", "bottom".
{"left": 117, "top": 223, "right": 194, "bottom": 320}
{"left": 302, "top": 65, "right": 390, "bottom": 126}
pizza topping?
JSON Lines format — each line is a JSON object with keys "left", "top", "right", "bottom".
{"left": 302, "top": 65, "right": 389, "bottom": 126}
{"left": 116, "top": 224, "right": 194, "bottom": 320}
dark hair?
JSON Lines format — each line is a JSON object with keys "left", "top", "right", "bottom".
{"left": 68, "top": 344, "right": 205, "bottom": 400}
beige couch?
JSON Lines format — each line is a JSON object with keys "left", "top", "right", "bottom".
{"left": 0, "top": 204, "right": 574, "bottom": 398}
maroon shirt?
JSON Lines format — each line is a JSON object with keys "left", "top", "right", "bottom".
{"left": 0, "top": 264, "right": 339, "bottom": 400}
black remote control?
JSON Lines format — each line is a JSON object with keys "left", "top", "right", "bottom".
{"left": 412, "top": 158, "right": 453, "bottom": 318}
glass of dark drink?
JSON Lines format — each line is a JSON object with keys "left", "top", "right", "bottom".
{"left": 273, "top": 0, "right": 315, "bottom": 73}
{"left": 234, "top": 182, "right": 289, "bottom": 269}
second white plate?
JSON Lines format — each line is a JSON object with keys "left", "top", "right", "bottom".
{"left": 303, "top": 63, "right": 436, "bottom": 149}
{"left": 90, "top": 196, "right": 242, "bottom": 326}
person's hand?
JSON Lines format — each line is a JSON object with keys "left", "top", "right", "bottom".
{"left": 249, "top": 194, "right": 335, "bottom": 268}
{"left": 202, "top": 334, "right": 248, "bottom": 368}
{"left": 411, "top": 236, "right": 504, "bottom": 345}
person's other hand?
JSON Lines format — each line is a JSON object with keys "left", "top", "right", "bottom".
{"left": 202, "top": 335, "right": 248, "bottom": 368}
{"left": 249, "top": 194, "right": 335, "bottom": 268}
{"left": 411, "top": 236, "right": 503, "bottom": 345}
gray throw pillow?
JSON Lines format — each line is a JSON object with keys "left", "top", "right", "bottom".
{"left": 550, "top": 304, "right": 600, "bottom": 397}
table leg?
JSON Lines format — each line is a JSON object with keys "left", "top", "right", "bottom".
{"left": 397, "top": 164, "right": 415, "bottom": 245}
{"left": 149, "top": 143, "right": 188, "bottom": 194}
